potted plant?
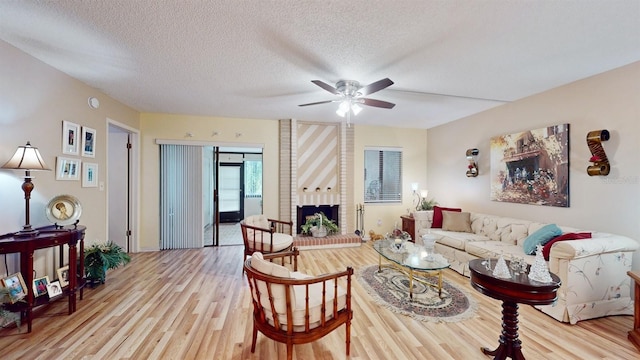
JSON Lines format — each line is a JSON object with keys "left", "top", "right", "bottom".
{"left": 417, "top": 198, "right": 438, "bottom": 211}
{"left": 0, "top": 287, "right": 20, "bottom": 329}
{"left": 84, "top": 241, "right": 131, "bottom": 285}
{"left": 300, "top": 212, "right": 339, "bottom": 237}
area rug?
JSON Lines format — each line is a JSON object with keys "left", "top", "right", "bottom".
{"left": 356, "top": 264, "right": 477, "bottom": 323}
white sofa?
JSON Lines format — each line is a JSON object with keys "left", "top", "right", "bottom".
{"left": 416, "top": 210, "right": 639, "bottom": 324}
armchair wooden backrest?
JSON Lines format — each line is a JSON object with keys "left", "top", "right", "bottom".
{"left": 241, "top": 215, "right": 294, "bottom": 264}
{"left": 244, "top": 252, "right": 353, "bottom": 360}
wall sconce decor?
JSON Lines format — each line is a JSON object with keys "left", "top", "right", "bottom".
{"left": 466, "top": 148, "right": 479, "bottom": 177}
{"left": 1, "top": 142, "right": 51, "bottom": 236}
{"left": 411, "top": 182, "right": 420, "bottom": 208}
{"left": 586, "top": 129, "right": 610, "bottom": 176}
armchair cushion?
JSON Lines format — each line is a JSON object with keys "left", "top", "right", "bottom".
{"left": 245, "top": 214, "right": 270, "bottom": 229}
{"left": 249, "top": 253, "right": 348, "bottom": 331}
{"left": 251, "top": 252, "right": 291, "bottom": 278}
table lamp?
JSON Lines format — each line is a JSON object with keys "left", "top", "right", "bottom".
{"left": 1, "top": 142, "right": 50, "bottom": 237}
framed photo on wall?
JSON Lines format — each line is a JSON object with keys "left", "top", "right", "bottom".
{"left": 62, "top": 120, "right": 80, "bottom": 155}
{"left": 56, "top": 156, "right": 81, "bottom": 181}
{"left": 82, "top": 163, "right": 98, "bottom": 188}
{"left": 82, "top": 126, "right": 96, "bottom": 157}
{"left": 1, "top": 272, "right": 28, "bottom": 303}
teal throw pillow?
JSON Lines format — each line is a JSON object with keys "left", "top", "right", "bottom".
{"left": 522, "top": 224, "right": 563, "bottom": 255}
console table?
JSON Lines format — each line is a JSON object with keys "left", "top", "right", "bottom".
{"left": 400, "top": 215, "right": 415, "bottom": 242}
{"left": 628, "top": 271, "right": 640, "bottom": 351}
{"left": 469, "top": 258, "right": 561, "bottom": 360}
{"left": 0, "top": 225, "right": 86, "bottom": 332}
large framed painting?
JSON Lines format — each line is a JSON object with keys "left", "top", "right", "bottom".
{"left": 490, "top": 123, "right": 570, "bottom": 207}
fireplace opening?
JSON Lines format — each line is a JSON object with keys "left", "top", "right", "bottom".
{"left": 296, "top": 205, "right": 339, "bottom": 235}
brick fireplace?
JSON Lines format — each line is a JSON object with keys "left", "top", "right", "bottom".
{"left": 279, "top": 119, "right": 355, "bottom": 236}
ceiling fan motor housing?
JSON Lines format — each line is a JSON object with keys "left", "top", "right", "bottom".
{"left": 336, "top": 80, "right": 361, "bottom": 98}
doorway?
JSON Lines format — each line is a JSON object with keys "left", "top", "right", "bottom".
{"left": 107, "top": 120, "right": 139, "bottom": 253}
{"left": 213, "top": 149, "right": 263, "bottom": 246}
{"left": 219, "top": 162, "right": 244, "bottom": 223}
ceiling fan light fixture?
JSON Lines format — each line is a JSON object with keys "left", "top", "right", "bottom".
{"left": 336, "top": 100, "right": 350, "bottom": 117}
{"left": 351, "top": 103, "right": 362, "bottom": 115}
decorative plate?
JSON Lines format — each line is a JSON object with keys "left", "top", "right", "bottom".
{"left": 45, "top": 194, "right": 82, "bottom": 226}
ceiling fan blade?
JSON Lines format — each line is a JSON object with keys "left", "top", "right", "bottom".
{"left": 359, "top": 78, "right": 394, "bottom": 96}
{"left": 360, "top": 98, "right": 396, "bottom": 109}
{"left": 298, "top": 100, "right": 335, "bottom": 107}
{"left": 311, "top": 80, "right": 340, "bottom": 95}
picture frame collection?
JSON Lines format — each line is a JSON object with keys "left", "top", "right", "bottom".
{"left": 1, "top": 265, "right": 71, "bottom": 303}
{"left": 60, "top": 120, "right": 98, "bottom": 187}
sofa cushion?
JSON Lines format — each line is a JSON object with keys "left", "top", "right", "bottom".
{"left": 542, "top": 232, "right": 592, "bottom": 260}
{"left": 431, "top": 230, "right": 490, "bottom": 251}
{"left": 466, "top": 241, "right": 536, "bottom": 264}
{"left": 522, "top": 223, "right": 562, "bottom": 255}
{"left": 442, "top": 211, "right": 472, "bottom": 233}
{"left": 432, "top": 206, "right": 461, "bottom": 228}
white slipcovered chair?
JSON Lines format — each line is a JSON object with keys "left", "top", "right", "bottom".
{"left": 244, "top": 251, "right": 353, "bottom": 360}
{"left": 240, "top": 215, "right": 294, "bottom": 264}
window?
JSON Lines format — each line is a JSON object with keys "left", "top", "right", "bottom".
{"left": 364, "top": 147, "right": 402, "bottom": 203}
{"left": 244, "top": 159, "right": 262, "bottom": 198}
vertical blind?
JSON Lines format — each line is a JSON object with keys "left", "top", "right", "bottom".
{"left": 160, "top": 144, "right": 204, "bottom": 249}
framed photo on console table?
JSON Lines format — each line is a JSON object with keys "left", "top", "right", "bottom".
{"left": 46, "top": 281, "right": 63, "bottom": 299}
{"left": 33, "top": 276, "right": 50, "bottom": 297}
{"left": 1, "top": 272, "right": 28, "bottom": 303}
{"left": 57, "top": 265, "right": 70, "bottom": 288}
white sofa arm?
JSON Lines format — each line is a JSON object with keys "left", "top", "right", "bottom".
{"left": 550, "top": 234, "right": 639, "bottom": 260}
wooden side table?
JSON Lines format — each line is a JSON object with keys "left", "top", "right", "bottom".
{"left": 469, "top": 259, "right": 561, "bottom": 360}
{"left": 400, "top": 215, "right": 415, "bottom": 242}
{"left": 627, "top": 271, "right": 640, "bottom": 351}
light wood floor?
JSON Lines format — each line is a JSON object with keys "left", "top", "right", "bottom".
{"left": 1, "top": 243, "right": 638, "bottom": 359}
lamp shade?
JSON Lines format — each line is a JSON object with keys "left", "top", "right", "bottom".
{"left": 2, "top": 142, "right": 50, "bottom": 171}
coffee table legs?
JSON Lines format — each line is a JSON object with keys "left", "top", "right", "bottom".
{"left": 377, "top": 254, "right": 444, "bottom": 299}
{"left": 481, "top": 300, "right": 525, "bottom": 360}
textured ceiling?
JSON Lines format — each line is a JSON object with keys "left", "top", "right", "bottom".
{"left": 1, "top": 1, "right": 639, "bottom": 129}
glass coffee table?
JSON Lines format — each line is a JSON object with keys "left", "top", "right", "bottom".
{"left": 373, "top": 238, "right": 450, "bottom": 299}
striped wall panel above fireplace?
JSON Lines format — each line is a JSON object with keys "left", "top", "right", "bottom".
{"left": 296, "top": 122, "right": 339, "bottom": 195}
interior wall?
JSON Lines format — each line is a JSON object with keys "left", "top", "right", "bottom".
{"left": 0, "top": 40, "right": 139, "bottom": 278}
{"left": 427, "top": 61, "right": 640, "bottom": 268}
{"left": 138, "top": 113, "right": 279, "bottom": 251}
{"left": 354, "top": 125, "right": 428, "bottom": 237}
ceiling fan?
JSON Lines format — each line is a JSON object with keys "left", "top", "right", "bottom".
{"left": 299, "top": 78, "right": 396, "bottom": 120}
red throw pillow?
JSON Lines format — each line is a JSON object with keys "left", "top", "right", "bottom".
{"left": 432, "top": 206, "right": 462, "bottom": 228}
{"left": 543, "top": 232, "right": 592, "bottom": 260}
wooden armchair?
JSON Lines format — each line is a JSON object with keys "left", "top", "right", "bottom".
{"left": 244, "top": 251, "right": 353, "bottom": 360}
{"left": 241, "top": 215, "right": 294, "bottom": 264}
